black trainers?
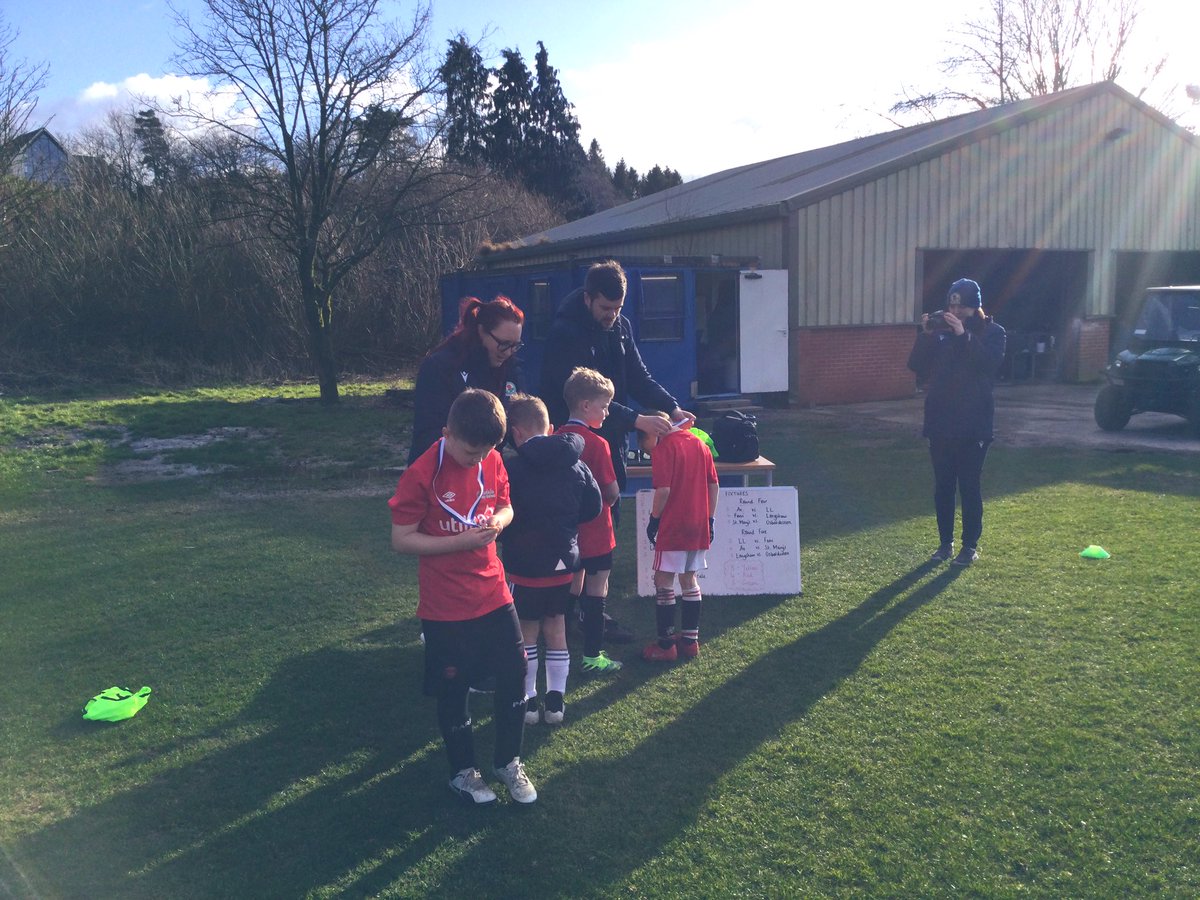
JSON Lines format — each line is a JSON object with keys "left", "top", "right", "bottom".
{"left": 951, "top": 546, "right": 980, "bottom": 566}
{"left": 524, "top": 696, "right": 541, "bottom": 725}
{"left": 603, "top": 613, "right": 634, "bottom": 644}
{"left": 930, "top": 542, "right": 954, "bottom": 563}
{"left": 543, "top": 690, "right": 565, "bottom": 725}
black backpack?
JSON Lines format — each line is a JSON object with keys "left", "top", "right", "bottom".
{"left": 712, "top": 410, "right": 759, "bottom": 463}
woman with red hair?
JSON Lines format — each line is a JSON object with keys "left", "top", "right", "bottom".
{"left": 408, "top": 296, "right": 526, "bottom": 465}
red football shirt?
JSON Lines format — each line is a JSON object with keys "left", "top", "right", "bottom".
{"left": 651, "top": 428, "right": 718, "bottom": 551}
{"left": 557, "top": 421, "right": 617, "bottom": 557}
{"left": 388, "top": 440, "right": 513, "bottom": 621}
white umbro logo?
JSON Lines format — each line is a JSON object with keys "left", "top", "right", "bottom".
{"left": 442, "top": 491, "right": 457, "bottom": 501}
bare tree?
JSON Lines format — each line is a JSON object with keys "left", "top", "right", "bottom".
{"left": 70, "top": 108, "right": 146, "bottom": 193}
{"left": 169, "top": 0, "right": 450, "bottom": 402}
{"left": 0, "top": 14, "right": 49, "bottom": 250}
{"left": 893, "top": 0, "right": 1160, "bottom": 117}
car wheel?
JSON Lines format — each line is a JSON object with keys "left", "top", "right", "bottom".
{"left": 1094, "top": 384, "right": 1132, "bottom": 431}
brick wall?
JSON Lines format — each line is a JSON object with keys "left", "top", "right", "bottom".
{"left": 791, "top": 325, "right": 919, "bottom": 406}
{"left": 789, "top": 319, "right": 1109, "bottom": 405}
{"left": 1072, "top": 318, "right": 1111, "bottom": 382}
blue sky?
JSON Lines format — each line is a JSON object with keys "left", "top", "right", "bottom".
{"left": 5, "top": 0, "right": 1198, "bottom": 179}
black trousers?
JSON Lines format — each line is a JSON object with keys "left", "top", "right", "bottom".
{"left": 928, "top": 437, "right": 991, "bottom": 549}
{"left": 422, "top": 603, "right": 527, "bottom": 774}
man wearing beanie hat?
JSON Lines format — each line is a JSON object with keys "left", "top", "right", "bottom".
{"left": 907, "top": 277, "right": 1006, "bottom": 566}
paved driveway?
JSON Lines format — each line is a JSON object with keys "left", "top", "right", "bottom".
{"left": 795, "top": 382, "right": 1200, "bottom": 453}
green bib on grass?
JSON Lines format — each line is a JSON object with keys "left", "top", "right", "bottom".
{"left": 82, "top": 686, "right": 152, "bottom": 722}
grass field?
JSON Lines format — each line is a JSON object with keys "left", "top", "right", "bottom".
{"left": 1, "top": 380, "right": 1197, "bottom": 898}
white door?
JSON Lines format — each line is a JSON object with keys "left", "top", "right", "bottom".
{"left": 738, "top": 269, "right": 789, "bottom": 393}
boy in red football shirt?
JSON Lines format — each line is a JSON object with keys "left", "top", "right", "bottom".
{"left": 641, "top": 411, "right": 720, "bottom": 661}
{"left": 557, "top": 367, "right": 623, "bottom": 673}
{"left": 389, "top": 388, "right": 536, "bottom": 806}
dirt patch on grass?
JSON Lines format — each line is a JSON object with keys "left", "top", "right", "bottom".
{"left": 89, "top": 427, "right": 276, "bottom": 485}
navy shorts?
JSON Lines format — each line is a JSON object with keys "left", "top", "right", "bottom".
{"left": 579, "top": 552, "right": 613, "bottom": 574}
{"left": 511, "top": 582, "right": 570, "bottom": 621}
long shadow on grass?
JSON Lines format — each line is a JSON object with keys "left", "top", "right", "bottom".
{"left": 6, "top": 588, "right": 780, "bottom": 898}
{"left": 9, "top": 636, "right": 441, "bottom": 898}
{"left": 341, "top": 562, "right": 963, "bottom": 896}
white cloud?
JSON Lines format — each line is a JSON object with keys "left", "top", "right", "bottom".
{"left": 67, "top": 68, "right": 434, "bottom": 136}
{"left": 62, "top": 71, "right": 251, "bottom": 136}
{"left": 77, "top": 73, "right": 214, "bottom": 106}
{"left": 81, "top": 82, "right": 121, "bottom": 101}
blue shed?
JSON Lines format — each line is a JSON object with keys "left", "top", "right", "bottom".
{"left": 439, "top": 255, "right": 785, "bottom": 407}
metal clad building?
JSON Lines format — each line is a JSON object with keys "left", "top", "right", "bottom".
{"left": 448, "top": 83, "right": 1200, "bottom": 405}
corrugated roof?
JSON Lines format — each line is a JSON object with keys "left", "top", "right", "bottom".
{"left": 502, "top": 83, "right": 1181, "bottom": 257}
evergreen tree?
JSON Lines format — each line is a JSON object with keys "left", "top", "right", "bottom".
{"left": 587, "top": 138, "right": 605, "bottom": 169}
{"left": 436, "top": 38, "right": 682, "bottom": 219}
{"left": 353, "top": 103, "right": 413, "bottom": 169}
{"left": 527, "top": 40, "right": 583, "bottom": 200}
{"left": 487, "top": 48, "right": 533, "bottom": 177}
{"left": 571, "top": 137, "right": 623, "bottom": 217}
{"left": 439, "top": 36, "right": 490, "bottom": 165}
{"left": 133, "top": 109, "right": 174, "bottom": 186}
{"left": 612, "top": 158, "right": 639, "bottom": 200}
{"left": 639, "top": 164, "right": 682, "bottom": 197}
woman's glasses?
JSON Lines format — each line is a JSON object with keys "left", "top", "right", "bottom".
{"left": 487, "top": 330, "right": 524, "bottom": 354}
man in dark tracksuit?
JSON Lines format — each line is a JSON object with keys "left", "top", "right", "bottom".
{"left": 538, "top": 260, "right": 695, "bottom": 643}
{"left": 539, "top": 260, "right": 693, "bottom": 494}
{"left": 907, "top": 277, "right": 1006, "bottom": 567}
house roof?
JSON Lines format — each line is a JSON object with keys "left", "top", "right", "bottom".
{"left": 5, "top": 127, "right": 66, "bottom": 155}
{"left": 495, "top": 82, "right": 1192, "bottom": 261}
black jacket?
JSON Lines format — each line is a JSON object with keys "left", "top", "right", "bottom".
{"left": 907, "top": 315, "right": 1006, "bottom": 442}
{"left": 408, "top": 340, "right": 523, "bottom": 465}
{"left": 538, "top": 287, "right": 679, "bottom": 485}
{"left": 500, "top": 432, "right": 603, "bottom": 578}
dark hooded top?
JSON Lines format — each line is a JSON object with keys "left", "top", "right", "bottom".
{"left": 408, "top": 340, "right": 523, "bottom": 465}
{"left": 538, "top": 286, "right": 679, "bottom": 486}
{"left": 500, "top": 431, "right": 603, "bottom": 578}
{"left": 907, "top": 314, "right": 1006, "bottom": 442}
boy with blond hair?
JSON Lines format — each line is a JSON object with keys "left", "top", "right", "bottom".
{"left": 640, "top": 410, "right": 719, "bottom": 661}
{"left": 501, "top": 394, "right": 602, "bottom": 725}
{"left": 557, "top": 367, "right": 624, "bottom": 673}
{"left": 389, "top": 388, "right": 536, "bottom": 805}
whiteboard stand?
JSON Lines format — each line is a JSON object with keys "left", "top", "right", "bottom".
{"left": 634, "top": 487, "right": 802, "bottom": 597}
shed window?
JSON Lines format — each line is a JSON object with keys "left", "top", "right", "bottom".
{"left": 638, "top": 275, "right": 684, "bottom": 341}
{"left": 528, "top": 281, "right": 553, "bottom": 340}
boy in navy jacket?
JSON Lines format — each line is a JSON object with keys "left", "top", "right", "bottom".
{"left": 501, "top": 394, "right": 603, "bottom": 725}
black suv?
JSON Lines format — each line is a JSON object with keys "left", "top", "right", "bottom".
{"left": 1094, "top": 285, "right": 1200, "bottom": 434}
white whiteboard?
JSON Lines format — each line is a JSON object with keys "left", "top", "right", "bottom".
{"left": 634, "top": 487, "right": 802, "bottom": 596}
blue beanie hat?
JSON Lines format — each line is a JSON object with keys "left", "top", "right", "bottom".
{"left": 948, "top": 278, "right": 982, "bottom": 309}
